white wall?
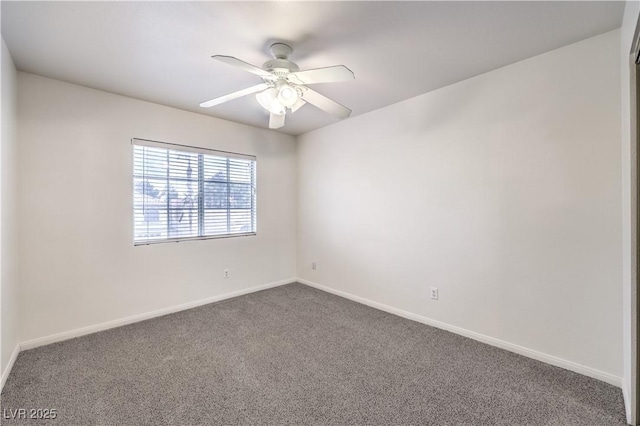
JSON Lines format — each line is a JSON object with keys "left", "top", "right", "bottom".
{"left": 298, "top": 31, "right": 622, "bottom": 380}
{"left": 17, "top": 72, "right": 297, "bottom": 342}
{"left": 621, "top": 1, "right": 640, "bottom": 422}
{"left": 1, "top": 38, "right": 19, "bottom": 379}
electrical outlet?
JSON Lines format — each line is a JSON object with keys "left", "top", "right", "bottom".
{"left": 224, "top": 269, "right": 230, "bottom": 279}
{"left": 430, "top": 287, "right": 438, "bottom": 300}
{"left": 312, "top": 262, "right": 317, "bottom": 270}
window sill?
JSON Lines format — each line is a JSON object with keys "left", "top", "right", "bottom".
{"left": 134, "top": 232, "right": 256, "bottom": 246}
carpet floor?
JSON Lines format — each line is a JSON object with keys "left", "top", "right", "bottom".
{"left": 1, "top": 283, "right": 626, "bottom": 425}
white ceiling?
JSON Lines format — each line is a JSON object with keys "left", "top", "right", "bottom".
{"left": 1, "top": 1, "right": 625, "bottom": 136}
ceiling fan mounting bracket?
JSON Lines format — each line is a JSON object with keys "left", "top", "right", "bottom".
{"left": 270, "top": 43, "right": 293, "bottom": 59}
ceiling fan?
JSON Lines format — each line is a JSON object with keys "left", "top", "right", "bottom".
{"left": 199, "top": 43, "right": 355, "bottom": 129}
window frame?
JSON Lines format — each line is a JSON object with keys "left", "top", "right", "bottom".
{"left": 132, "top": 138, "right": 257, "bottom": 246}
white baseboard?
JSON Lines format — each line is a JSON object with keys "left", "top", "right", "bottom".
{"left": 298, "top": 278, "right": 623, "bottom": 388}
{"left": 622, "top": 378, "right": 632, "bottom": 424}
{"left": 20, "top": 278, "right": 296, "bottom": 351}
{"left": 13, "top": 277, "right": 624, "bottom": 390}
{"left": 1, "top": 343, "right": 20, "bottom": 393}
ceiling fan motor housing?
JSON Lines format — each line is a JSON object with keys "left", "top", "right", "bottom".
{"left": 262, "top": 58, "right": 299, "bottom": 75}
{"left": 263, "top": 43, "right": 299, "bottom": 76}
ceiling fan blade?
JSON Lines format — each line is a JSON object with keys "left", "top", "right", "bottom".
{"left": 200, "top": 83, "right": 269, "bottom": 108}
{"left": 290, "top": 98, "right": 306, "bottom": 113}
{"left": 288, "top": 65, "right": 354, "bottom": 85}
{"left": 269, "top": 113, "right": 285, "bottom": 129}
{"left": 213, "top": 55, "right": 273, "bottom": 78}
{"left": 300, "top": 88, "right": 352, "bottom": 119}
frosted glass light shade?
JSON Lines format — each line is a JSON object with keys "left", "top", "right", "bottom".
{"left": 256, "top": 88, "right": 285, "bottom": 115}
{"left": 278, "top": 85, "right": 298, "bottom": 107}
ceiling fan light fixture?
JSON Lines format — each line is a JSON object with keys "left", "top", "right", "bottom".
{"left": 277, "top": 84, "right": 299, "bottom": 108}
{"left": 256, "top": 88, "right": 285, "bottom": 115}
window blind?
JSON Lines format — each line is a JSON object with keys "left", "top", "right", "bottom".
{"left": 132, "top": 139, "right": 256, "bottom": 245}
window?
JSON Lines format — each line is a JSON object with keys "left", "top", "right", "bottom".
{"left": 132, "top": 139, "right": 256, "bottom": 245}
